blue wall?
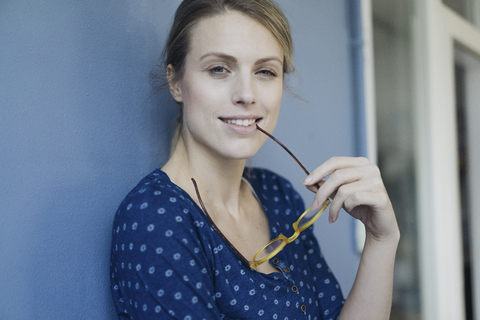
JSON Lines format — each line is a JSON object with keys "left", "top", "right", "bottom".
{"left": 0, "top": 1, "right": 360, "bottom": 318}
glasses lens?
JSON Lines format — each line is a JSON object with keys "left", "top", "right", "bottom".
{"left": 298, "top": 207, "right": 321, "bottom": 229}
{"left": 256, "top": 238, "right": 284, "bottom": 261}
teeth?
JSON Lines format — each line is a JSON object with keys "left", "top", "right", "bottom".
{"left": 224, "top": 119, "right": 256, "bottom": 127}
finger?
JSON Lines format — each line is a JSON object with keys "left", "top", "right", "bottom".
{"left": 302, "top": 157, "right": 370, "bottom": 186}
{"left": 328, "top": 179, "right": 369, "bottom": 223}
{"left": 326, "top": 172, "right": 385, "bottom": 223}
{"left": 343, "top": 189, "right": 390, "bottom": 214}
{"left": 313, "top": 166, "right": 368, "bottom": 208}
{"left": 302, "top": 179, "right": 325, "bottom": 193}
{"left": 344, "top": 190, "right": 395, "bottom": 237}
{"left": 310, "top": 163, "right": 379, "bottom": 212}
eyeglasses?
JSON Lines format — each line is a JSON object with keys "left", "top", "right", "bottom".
{"left": 191, "top": 124, "right": 331, "bottom": 269}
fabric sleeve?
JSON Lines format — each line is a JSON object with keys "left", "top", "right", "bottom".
{"left": 110, "top": 188, "right": 223, "bottom": 320}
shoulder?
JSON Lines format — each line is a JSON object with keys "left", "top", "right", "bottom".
{"left": 110, "top": 173, "right": 222, "bottom": 319}
{"left": 246, "top": 167, "right": 295, "bottom": 190}
{"left": 246, "top": 167, "right": 305, "bottom": 218}
{"left": 120, "top": 169, "right": 195, "bottom": 211}
{"left": 119, "top": 169, "right": 196, "bottom": 214}
{"left": 112, "top": 169, "right": 203, "bottom": 237}
{"left": 111, "top": 170, "right": 214, "bottom": 272}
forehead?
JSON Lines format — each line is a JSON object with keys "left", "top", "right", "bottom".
{"left": 187, "top": 10, "right": 283, "bottom": 61}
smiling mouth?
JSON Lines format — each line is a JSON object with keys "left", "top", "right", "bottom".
{"left": 220, "top": 118, "right": 261, "bottom": 127}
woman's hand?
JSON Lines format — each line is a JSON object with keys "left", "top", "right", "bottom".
{"left": 303, "top": 157, "right": 399, "bottom": 319}
{"left": 302, "top": 157, "right": 399, "bottom": 242}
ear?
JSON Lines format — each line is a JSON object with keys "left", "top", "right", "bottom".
{"left": 167, "top": 64, "right": 183, "bottom": 103}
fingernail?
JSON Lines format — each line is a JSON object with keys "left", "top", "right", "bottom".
{"left": 329, "top": 216, "right": 334, "bottom": 224}
{"left": 311, "top": 200, "right": 320, "bottom": 210}
{"left": 303, "top": 176, "right": 312, "bottom": 185}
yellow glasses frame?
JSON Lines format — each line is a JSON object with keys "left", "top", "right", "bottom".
{"left": 249, "top": 199, "right": 330, "bottom": 268}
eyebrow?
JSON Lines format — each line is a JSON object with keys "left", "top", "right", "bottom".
{"left": 199, "top": 52, "right": 282, "bottom": 65}
{"left": 200, "top": 52, "right": 237, "bottom": 62}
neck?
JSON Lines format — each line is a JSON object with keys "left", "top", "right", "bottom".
{"left": 162, "top": 135, "right": 248, "bottom": 213}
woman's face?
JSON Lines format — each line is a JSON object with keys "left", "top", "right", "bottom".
{"left": 170, "top": 10, "right": 284, "bottom": 161}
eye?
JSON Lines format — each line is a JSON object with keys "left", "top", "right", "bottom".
{"left": 211, "top": 66, "right": 225, "bottom": 73}
{"left": 208, "top": 65, "right": 229, "bottom": 76}
{"left": 257, "top": 69, "right": 278, "bottom": 78}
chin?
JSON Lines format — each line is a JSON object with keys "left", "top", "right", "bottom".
{"left": 221, "top": 149, "right": 258, "bottom": 161}
{"left": 216, "top": 142, "right": 262, "bottom": 161}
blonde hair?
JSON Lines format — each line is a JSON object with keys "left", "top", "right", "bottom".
{"left": 158, "top": 0, "right": 294, "bottom": 155}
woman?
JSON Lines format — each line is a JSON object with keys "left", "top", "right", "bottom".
{"left": 110, "top": 0, "right": 400, "bottom": 319}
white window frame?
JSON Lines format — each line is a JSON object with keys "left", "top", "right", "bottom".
{"left": 415, "top": 2, "right": 480, "bottom": 319}
{"left": 361, "top": 0, "right": 480, "bottom": 319}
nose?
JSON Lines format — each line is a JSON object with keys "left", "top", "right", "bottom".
{"left": 232, "top": 72, "right": 255, "bottom": 107}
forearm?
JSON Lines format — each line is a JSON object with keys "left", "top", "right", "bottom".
{"left": 339, "top": 228, "right": 400, "bottom": 320}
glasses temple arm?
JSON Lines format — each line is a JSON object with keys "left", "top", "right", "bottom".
{"left": 256, "top": 124, "right": 321, "bottom": 190}
{"left": 191, "top": 178, "right": 251, "bottom": 266}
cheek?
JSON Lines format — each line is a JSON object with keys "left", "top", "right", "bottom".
{"left": 266, "top": 86, "right": 283, "bottom": 117}
{"left": 181, "top": 77, "right": 225, "bottom": 115}
{"left": 262, "top": 87, "right": 283, "bottom": 133}
{"left": 180, "top": 79, "right": 226, "bottom": 137}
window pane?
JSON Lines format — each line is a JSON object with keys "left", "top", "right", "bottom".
{"left": 443, "top": 0, "right": 480, "bottom": 28}
{"left": 454, "top": 47, "right": 480, "bottom": 320}
{"left": 372, "top": 0, "right": 422, "bottom": 318}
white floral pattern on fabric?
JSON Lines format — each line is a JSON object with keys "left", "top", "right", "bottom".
{"left": 110, "top": 168, "right": 344, "bottom": 320}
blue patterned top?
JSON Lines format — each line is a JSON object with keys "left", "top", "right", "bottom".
{"left": 110, "top": 168, "right": 344, "bottom": 320}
